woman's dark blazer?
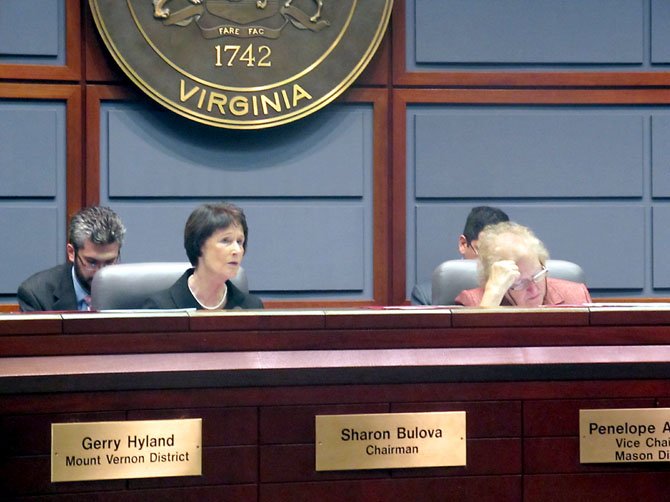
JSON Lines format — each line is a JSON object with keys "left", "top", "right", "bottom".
{"left": 142, "top": 269, "right": 263, "bottom": 310}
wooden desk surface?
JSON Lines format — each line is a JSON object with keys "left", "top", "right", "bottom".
{"left": 3, "top": 307, "right": 670, "bottom": 500}
{"left": 2, "top": 305, "right": 670, "bottom": 358}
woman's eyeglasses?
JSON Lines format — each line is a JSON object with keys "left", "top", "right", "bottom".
{"left": 509, "top": 267, "right": 548, "bottom": 291}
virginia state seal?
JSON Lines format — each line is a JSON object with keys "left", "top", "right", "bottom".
{"left": 89, "top": 0, "right": 392, "bottom": 129}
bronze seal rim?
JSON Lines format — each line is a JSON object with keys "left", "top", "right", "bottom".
{"left": 89, "top": 0, "right": 393, "bottom": 129}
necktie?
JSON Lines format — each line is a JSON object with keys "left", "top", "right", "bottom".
{"left": 83, "top": 295, "right": 92, "bottom": 311}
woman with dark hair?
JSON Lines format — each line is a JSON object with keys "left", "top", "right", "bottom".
{"left": 143, "top": 202, "right": 263, "bottom": 310}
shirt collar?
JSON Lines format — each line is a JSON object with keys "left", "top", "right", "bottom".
{"left": 71, "top": 266, "right": 90, "bottom": 311}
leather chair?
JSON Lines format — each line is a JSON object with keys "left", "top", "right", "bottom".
{"left": 410, "top": 282, "right": 432, "bottom": 305}
{"left": 91, "top": 262, "right": 248, "bottom": 310}
{"left": 431, "top": 259, "right": 585, "bottom": 306}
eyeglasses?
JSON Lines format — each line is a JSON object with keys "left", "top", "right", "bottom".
{"left": 76, "top": 252, "right": 119, "bottom": 271}
{"left": 509, "top": 267, "right": 548, "bottom": 291}
{"left": 467, "top": 242, "right": 479, "bottom": 256}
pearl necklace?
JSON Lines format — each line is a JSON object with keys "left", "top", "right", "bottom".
{"left": 189, "top": 281, "right": 227, "bottom": 310}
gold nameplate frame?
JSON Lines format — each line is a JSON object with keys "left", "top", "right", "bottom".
{"left": 51, "top": 419, "right": 202, "bottom": 482}
{"left": 316, "top": 412, "right": 466, "bottom": 471}
{"left": 580, "top": 408, "right": 670, "bottom": 463}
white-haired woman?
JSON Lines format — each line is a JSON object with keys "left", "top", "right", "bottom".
{"left": 455, "top": 222, "right": 591, "bottom": 308}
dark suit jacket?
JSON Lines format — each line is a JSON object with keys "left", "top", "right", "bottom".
{"left": 17, "top": 263, "right": 78, "bottom": 312}
{"left": 454, "top": 277, "right": 592, "bottom": 307}
{"left": 142, "top": 269, "right": 264, "bottom": 310}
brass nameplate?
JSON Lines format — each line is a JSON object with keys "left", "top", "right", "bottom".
{"left": 51, "top": 419, "right": 202, "bottom": 482}
{"left": 315, "top": 412, "right": 466, "bottom": 471}
{"left": 580, "top": 408, "right": 670, "bottom": 463}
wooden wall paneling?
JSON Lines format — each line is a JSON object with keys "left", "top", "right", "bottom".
{"left": 14, "top": 310, "right": 670, "bottom": 357}
{"left": 524, "top": 472, "right": 670, "bottom": 502}
{"left": 261, "top": 443, "right": 390, "bottom": 483}
{"left": 390, "top": 0, "right": 406, "bottom": 86}
{"left": 2, "top": 411, "right": 126, "bottom": 457}
{"left": 0, "top": 0, "right": 81, "bottom": 81}
{"left": 389, "top": 439, "right": 521, "bottom": 479}
{"left": 260, "top": 476, "right": 521, "bottom": 502}
{"left": 84, "top": 0, "right": 126, "bottom": 83}
{"left": 84, "top": 85, "right": 136, "bottom": 206}
{"left": 260, "top": 403, "right": 389, "bottom": 444}
{"left": 524, "top": 398, "right": 657, "bottom": 437}
{"left": 393, "top": 87, "right": 670, "bottom": 304}
{"left": 392, "top": 400, "right": 521, "bottom": 438}
{"left": 84, "top": 86, "right": 389, "bottom": 307}
{"left": 4, "top": 380, "right": 670, "bottom": 416}
{"left": 6, "top": 375, "right": 670, "bottom": 498}
{"left": 127, "top": 446, "right": 258, "bottom": 488}
{"left": 354, "top": 31, "right": 392, "bottom": 87}
{"left": 524, "top": 437, "right": 659, "bottom": 476}
{"left": 128, "top": 407, "right": 258, "bottom": 447}
{"left": 391, "top": 88, "right": 410, "bottom": 304}
{"left": 1, "top": 456, "right": 126, "bottom": 497}
{"left": 363, "top": 87, "right": 391, "bottom": 306}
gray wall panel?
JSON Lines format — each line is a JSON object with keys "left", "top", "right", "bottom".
{"left": 0, "top": 0, "right": 63, "bottom": 63}
{"left": 100, "top": 101, "right": 374, "bottom": 300}
{"left": 105, "top": 104, "right": 367, "bottom": 198}
{"left": 415, "top": 0, "right": 643, "bottom": 64}
{"left": 108, "top": 204, "right": 193, "bottom": 264}
{"left": 242, "top": 204, "right": 366, "bottom": 292}
{"left": 652, "top": 115, "right": 670, "bottom": 197}
{"left": 511, "top": 206, "right": 645, "bottom": 290}
{"left": 412, "top": 204, "right": 645, "bottom": 295}
{"left": 652, "top": 206, "right": 670, "bottom": 288}
{"left": 414, "top": 204, "right": 474, "bottom": 283}
{"left": 0, "top": 206, "right": 62, "bottom": 294}
{"left": 651, "top": 0, "right": 670, "bottom": 63}
{"left": 0, "top": 104, "right": 62, "bottom": 197}
{"left": 414, "top": 112, "right": 643, "bottom": 198}
{"left": 109, "top": 202, "right": 366, "bottom": 294}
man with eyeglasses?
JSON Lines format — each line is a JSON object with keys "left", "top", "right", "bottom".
{"left": 454, "top": 221, "right": 591, "bottom": 308}
{"left": 17, "top": 206, "right": 126, "bottom": 311}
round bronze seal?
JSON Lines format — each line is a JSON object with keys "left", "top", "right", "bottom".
{"left": 90, "top": 0, "right": 392, "bottom": 129}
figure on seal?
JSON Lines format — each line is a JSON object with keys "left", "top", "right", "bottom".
{"left": 153, "top": 0, "right": 203, "bottom": 19}
{"left": 285, "top": 0, "right": 323, "bottom": 23}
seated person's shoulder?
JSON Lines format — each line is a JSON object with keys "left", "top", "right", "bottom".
{"left": 17, "top": 263, "right": 72, "bottom": 311}
{"left": 547, "top": 277, "right": 591, "bottom": 303}
{"left": 20, "top": 263, "right": 68, "bottom": 287}
{"left": 141, "top": 286, "right": 179, "bottom": 309}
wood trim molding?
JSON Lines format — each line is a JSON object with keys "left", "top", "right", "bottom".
{"left": 84, "top": 85, "right": 136, "bottom": 206}
{"left": 349, "top": 87, "right": 390, "bottom": 305}
{"left": 393, "top": 87, "right": 670, "bottom": 106}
